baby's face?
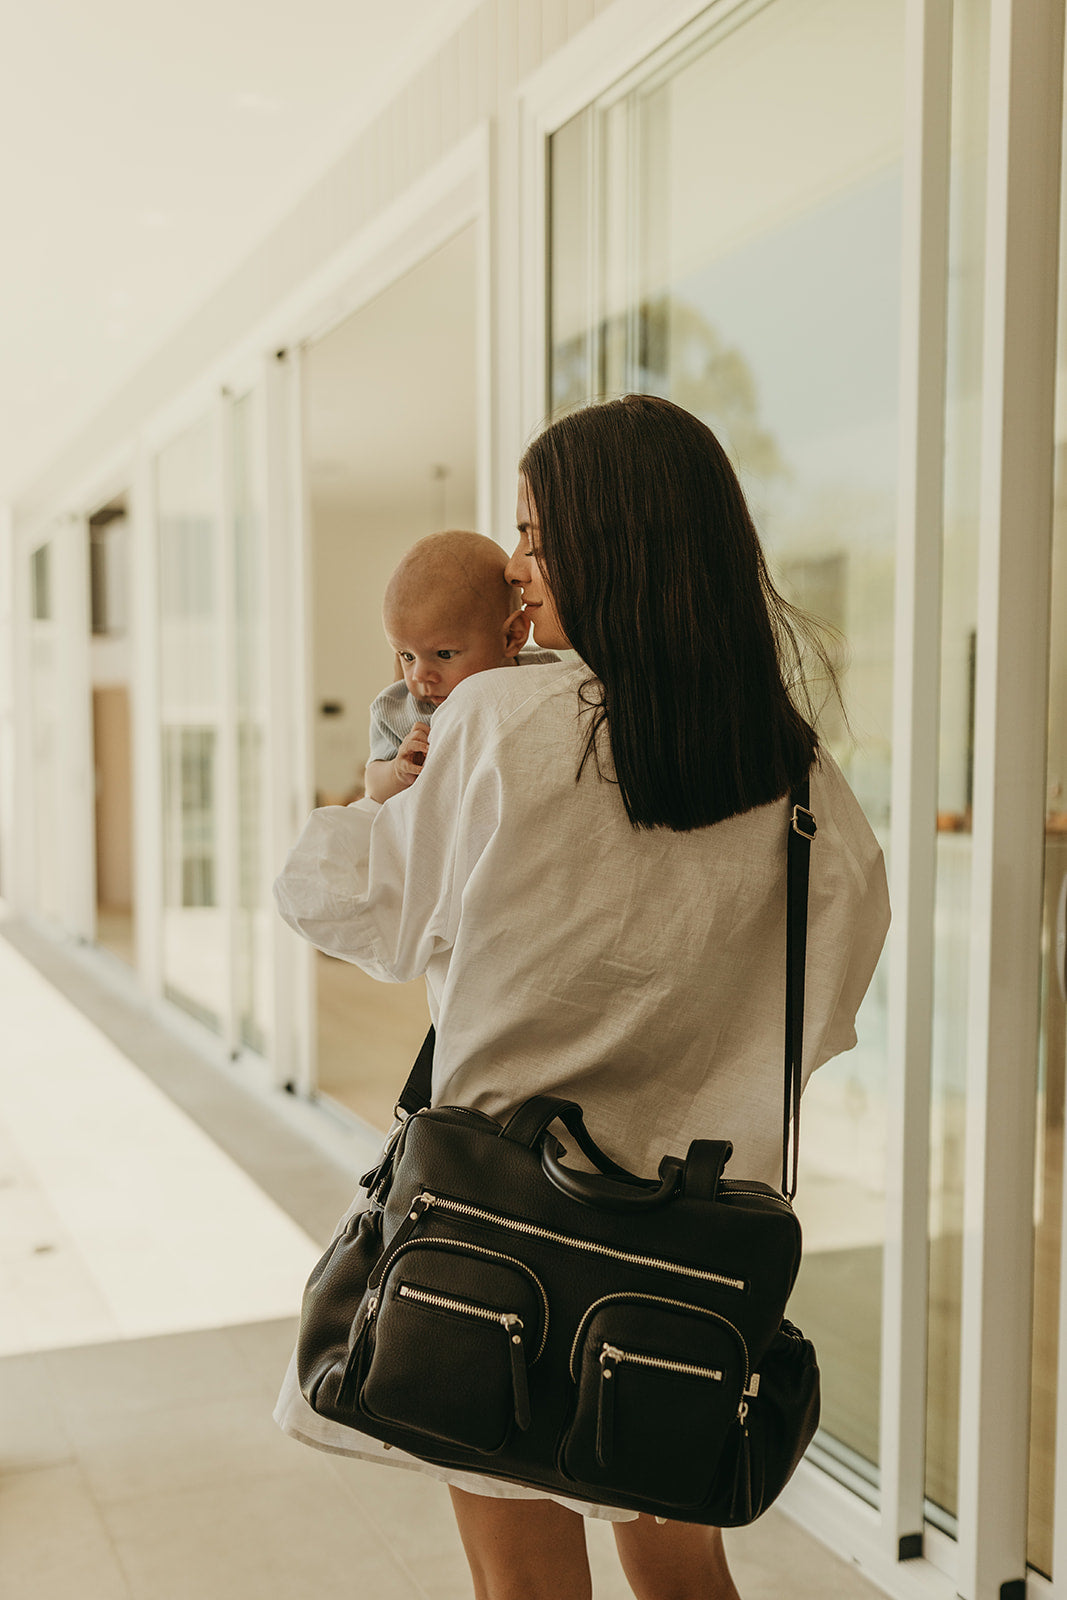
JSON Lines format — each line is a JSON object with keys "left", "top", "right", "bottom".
{"left": 384, "top": 603, "right": 522, "bottom": 709}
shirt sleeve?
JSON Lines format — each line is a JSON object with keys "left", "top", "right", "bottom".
{"left": 368, "top": 685, "right": 402, "bottom": 763}
{"left": 274, "top": 685, "right": 501, "bottom": 983}
{"left": 814, "top": 848, "right": 891, "bottom": 1068}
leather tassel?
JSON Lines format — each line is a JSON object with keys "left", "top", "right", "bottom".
{"left": 508, "top": 1324, "right": 531, "bottom": 1432}
{"left": 729, "top": 1423, "right": 753, "bottom": 1523}
{"left": 596, "top": 1357, "right": 615, "bottom": 1467}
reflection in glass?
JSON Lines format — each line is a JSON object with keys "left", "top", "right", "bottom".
{"left": 232, "top": 392, "right": 271, "bottom": 1057}
{"left": 550, "top": 111, "right": 593, "bottom": 415}
{"left": 30, "top": 542, "right": 62, "bottom": 921}
{"left": 549, "top": 0, "right": 905, "bottom": 1488}
{"left": 1028, "top": 121, "right": 1067, "bottom": 1575}
{"left": 157, "top": 417, "right": 225, "bottom": 1030}
{"left": 925, "top": 0, "right": 990, "bottom": 1532}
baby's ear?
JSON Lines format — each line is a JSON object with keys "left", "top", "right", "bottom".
{"left": 503, "top": 608, "right": 528, "bottom": 658}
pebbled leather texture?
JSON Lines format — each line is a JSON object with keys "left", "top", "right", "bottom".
{"left": 296, "top": 1101, "right": 818, "bottom": 1526}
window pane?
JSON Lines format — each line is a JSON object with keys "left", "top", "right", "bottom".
{"left": 32, "top": 543, "right": 51, "bottom": 621}
{"left": 232, "top": 391, "right": 271, "bottom": 1057}
{"left": 925, "top": 0, "right": 990, "bottom": 1531}
{"left": 157, "top": 416, "right": 225, "bottom": 1031}
{"left": 30, "top": 542, "right": 61, "bottom": 920}
{"left": 1029, "top": 29, "right": 1067, "bottom": 1567}
{"left": 550, "top": 110, "right": 594, "bottom": 413}
{"left": 549, "top": 0, "right": 906, "bottom": 1488}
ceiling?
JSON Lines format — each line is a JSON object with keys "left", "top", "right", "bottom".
{"left": 0, "top": 0, "right": 478, "bottom": 507}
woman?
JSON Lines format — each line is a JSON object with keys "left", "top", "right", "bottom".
{"left": 274, "top": 395, "right": 890, "bottom": 1599}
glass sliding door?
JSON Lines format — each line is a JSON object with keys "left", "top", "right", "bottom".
{"left": 548, "top": 0, "right": 906, "bottom": 1493}
{"left": 157, "top": 417, "right": 227, "bottom": 1031}
{"left": 924, "top": 0, "right": 990, "bottom": 1534}
{"left": 1027, "top": 92, "right": 1067, "bottom": 1575}
{"left": 29, "top": 540, "right": 62, "bottom": 923}
{"left": 232, "top": 390, "right": 272, "bottom": 1058}
{"left": 302, "top": 228, "right": 476, "bottom": 1127}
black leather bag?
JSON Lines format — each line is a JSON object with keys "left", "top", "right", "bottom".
{"left": 296, "top": 784, "right": 820, "bottom": 1525}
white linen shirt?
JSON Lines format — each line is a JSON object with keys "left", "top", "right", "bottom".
{"left": 275, "top": 659, "right": 889, "bottom": 1187}
{"left": 271, "top": 657, "right": 890, "bottom": 1508}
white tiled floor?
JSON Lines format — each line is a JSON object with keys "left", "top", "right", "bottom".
{"left": 0, "top": 916, "right": 888, "bottom": 1598}
{"left": 0, "top": 919, "right": 321, "bottom": 1355}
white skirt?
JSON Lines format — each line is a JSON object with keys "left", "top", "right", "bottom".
{"left": 273, "top": 1182, "right": 640, "bottom": 1523}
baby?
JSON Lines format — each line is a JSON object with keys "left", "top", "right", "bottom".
{"left": 364, "top": 530, "right": 559, "bottom": 803}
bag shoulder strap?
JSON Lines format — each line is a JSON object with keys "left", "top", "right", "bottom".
{"left": 784, "top": 777, "right": 816, "bottom": 1201}
{"left": 393, "top": 776, "right": 817, "bottom": 1204}
{"left": 395, "top": 1024, "right": 435, "bottom": 1119}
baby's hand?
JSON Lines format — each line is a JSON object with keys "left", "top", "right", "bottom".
{"left": 394, "top": 722, "right": 431, "bottom": 788}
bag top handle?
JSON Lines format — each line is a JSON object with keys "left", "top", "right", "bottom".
{"left": 393, "top": 775, "right": 816, "bottom": 1202}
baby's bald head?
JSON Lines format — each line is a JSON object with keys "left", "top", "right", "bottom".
{"left": 383, "top": 531, "right": 516, "bottom": 635}
{"left": 381, "top": 530, "right": 528, "bottom": 708}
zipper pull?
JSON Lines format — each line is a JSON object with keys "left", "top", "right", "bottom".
{"left": 377, "top": 1192, "right": 433, "bottom": 1270}
{"left": 365, "top": 1293, "right": 379, "bottom": 1325}
{"left": 597, "top": 1345, "right": 618, "bottom": 1467}
{"left": 504, "top": 1316, "right": 531, "bottom": 1431}
{"left": 736, "top": 1370, "right": 759, "bottom": 1424}
{"left": 368, "top": 1194, "right": 433, "bottom": 1290}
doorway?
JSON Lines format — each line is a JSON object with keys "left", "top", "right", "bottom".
{"left": 88, "top": 498, "right": 135, "bottom": 966}
{"left": 303, "top": 224, "right": 478, "bottom": 1128}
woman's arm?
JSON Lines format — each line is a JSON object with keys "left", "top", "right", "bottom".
{"left": 275, "top": 689, "right": 498, "bottom": 982}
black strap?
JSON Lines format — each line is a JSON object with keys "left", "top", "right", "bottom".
{"left": 392, "top": 777, "right": 816, "bottom": 1203}
{"left": 784, "top": 778, "right": 816, "bottom": 1200}
{"left": 395, "top": 1024, "right": 435, "bottom": 1118}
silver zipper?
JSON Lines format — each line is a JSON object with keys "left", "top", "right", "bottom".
{"left": 720, "top": 1187, "right": 795, "bottom": 1212}
{"left": 397, "top": 1283, "right": 524, "bottom": 1334}
{"left": 373, "top": 1230, "right": 550, "bottom": 1361}
{"left": 599, "top": 1343, "right": 723, "bottom": 1382}
{"left": 417, "top": 1193, "right": 745, "bottom": 1294}
{"left": 570, "top": 1292, "right": 750, "bottom": 1389}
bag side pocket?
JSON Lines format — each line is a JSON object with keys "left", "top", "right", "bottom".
{"left": 708, "top": 1319, "right": 820, "bottom": 1525}
{"left": 561, "top": 1295, "right": 746, "bottom": 1509}
{"left": 358, "top": 1245, "right": 545, "bottom": 1454}
{"left": 298, "top": 1207, "right": 384, "bottom": 1410}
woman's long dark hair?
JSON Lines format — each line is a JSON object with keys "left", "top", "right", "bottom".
{"left": 519, "top": 394, "right": 827, "bottom": 833}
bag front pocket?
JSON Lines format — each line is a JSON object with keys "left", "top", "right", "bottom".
{"left": 359, "top": 1242, "right": 546, "bottom": 1453}
{"left": 561, "top": 1294, "right": 747, "bottom": 1508}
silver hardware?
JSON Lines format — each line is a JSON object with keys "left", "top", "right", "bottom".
{"left": 422, "top": 1193, "right": 745, "bottom": 1292}
{"left": 791, "top": 804, "right": 817, "bottom": 840}
{"left": 570, "top": 1293, "right": 749, "bottom": 1389}
{"left": 720, "top": 1187, "right": 795, "bottom": 1213}
{"left": 744, "top": 1373, "right": 760, "bottom": 1398}
{"left": 397, "top": 1283, "right": 524, "bottom": 1335}
{"left": 599, "top": 1340, "right": 724, "bottom": 1382}
{"left": 373, "top": 1222, "right": 550, "bottom": 1362}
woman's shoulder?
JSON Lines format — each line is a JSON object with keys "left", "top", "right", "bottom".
{"left": 810, "top": 750, "right": 886, "bottom": 882}
{"left": 437, "top": 657, "right": 583, "bottom": 733}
